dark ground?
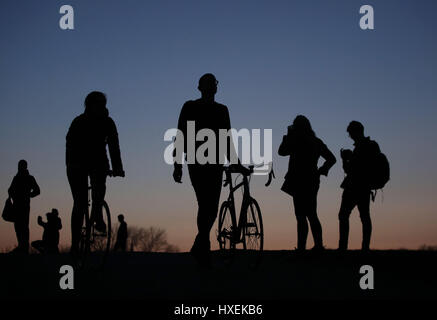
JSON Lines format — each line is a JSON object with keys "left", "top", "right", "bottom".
{"left": 0, "top": 250, "right": 436, "bottom": 301}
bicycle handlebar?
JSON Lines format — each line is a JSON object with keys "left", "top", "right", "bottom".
{"left": 265, "top": 166, "right": 275, "bottom": 187}
{"left": 224, "top": 164, "right": 253, "bottom": 176}
{"left": 223, "top": 164, "right": 275, "bottom": 187}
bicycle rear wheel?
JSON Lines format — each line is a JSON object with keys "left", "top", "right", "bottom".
{"left": 78, "top": 210, "right": 91, "bottom": 268}
{"left": 243, "top": 197, "right": 263, "bottom": 251}
{"left": 217, "top": 201, "right": 236, "bottom": 250}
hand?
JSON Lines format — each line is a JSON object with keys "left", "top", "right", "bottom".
{"left": 340, "top": 148, "right": 352, "bottom": 160}
{"left": 173, "top": 165, "right": 182, "bottom": 183}
{"left": 112, "top": 169, "right": 125, "bottom": 177}
{"left": 318, "top": 167, "right": 328, "bottom": 177}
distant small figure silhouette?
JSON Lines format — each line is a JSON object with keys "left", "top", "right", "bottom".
{"left": 278, "top": 115, "right": 336, "bottom": 252}
{"left": 8, "top": 160, "right": 40, "bottom": 254}
{"left": 338, "top": 121, "right": 381, "bottom": 252}
{"left": 31, "top": 209, "right": 62, "bottom": 254}
{"left": 113, "top": 214, "right": 128, "bottom": 252}
{"left": 173, "top": 73, "right": 239, "bottom": 266}
{"left": 66, "top": 91, "right": 125, "bottom": 255}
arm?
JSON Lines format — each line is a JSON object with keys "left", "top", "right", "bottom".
{"left": 37, "top": 216, "right": 46, "bottom": 227}
{"left": 278, "top": 133, "right": 291, "bottom": 156}
{"left": 224, "top": 107, "right": 241, "bottom": 165}
{"left": 65, "top": 117, "right": 79, "bottom": 166}
{"left": 8, "top": 177, "right": 15, "bottom": 199}
{"left": 174, "top": 102, "right": 188, "bottom": 165}
{"left": 340, "top": 149, "right": 353, "bottom": 174}
{"left": 30, "top": 176, "right": 40, "bottom": 198}
{"left": 107, "top": 118, "right": 124, "bottom": 177}
{"left": 318, "top": 143, "right": 337, "bottom": 176}
{"left": 173, "top": 103, "right": 188, "bottom": 183}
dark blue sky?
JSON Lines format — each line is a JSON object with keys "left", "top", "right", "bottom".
{"left": 1, "top": 0, "right": 436, "bottom": 250}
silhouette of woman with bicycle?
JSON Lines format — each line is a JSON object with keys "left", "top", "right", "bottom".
{"left": 279, "top": 115, "right": 336, "bottom": 252}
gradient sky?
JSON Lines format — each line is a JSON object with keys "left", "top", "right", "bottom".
{"left": 1, "top": 0, "right": 436, "bottom": 251}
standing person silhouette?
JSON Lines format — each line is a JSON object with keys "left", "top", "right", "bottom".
{"left": 338, "top": 121, "right": 380, "bottom": 252}
{"left": 8, "top": 159, "right": 40, "bottom": 254}
{"left": 173, "top": 73, "right": 239, "bottom": 265}
{"left": 278, "top": 116, "right": 336, "bottom": 252}
{"left": 113, "top": 214, "right": 128, "bottom": 252}
{"left": 66, "top": 91, "right": 125, "bottom": 255}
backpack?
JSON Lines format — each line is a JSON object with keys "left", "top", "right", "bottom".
{"left": 369, "top": 147, "right": 390, "bottom": 200}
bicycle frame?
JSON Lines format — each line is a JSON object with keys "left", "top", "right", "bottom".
{"left": 223, "top": 169, "right": 252, "bottom": 245}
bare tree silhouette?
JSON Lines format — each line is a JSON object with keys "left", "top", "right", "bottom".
{"left": 164, "top": 244, "right": 180, "bottom": 253}
{"left": 124, "top": 226, "right": 179, "bottom": 252}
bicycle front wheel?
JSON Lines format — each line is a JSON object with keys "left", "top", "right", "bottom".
{"left": 243, "top": 198, "right": 264, "bottom": 251}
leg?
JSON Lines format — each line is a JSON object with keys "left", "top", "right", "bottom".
{"left": 13, "top": 203, "right": 30, "bottom": 252}
{"left": 338, "top": 190, "right": 356, "bottom": 250}
{"left": 293, "top": 194, "right": 309, "bottom": 250}
{"left": 357, "top": 191, "right": 372, "bottom": 251}
{"left": 306, "top": 191, "right": 323, "bottom": 249}
{"left": 47, "top": 245, "right": 59, "bottom": 254}
{"left": 120, "top": 240, "right": 127, "bottom": 252}
{"left": 188, "top": 165, "right": 223, "bottom": 253}
{"left": 67, "top": 167, "right": 88, "bottom": 251}
{"left": 89, "top": 171, "right": 107, "bottom": 230}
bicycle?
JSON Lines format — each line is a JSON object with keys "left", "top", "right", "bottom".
{"left": 78, "top": 173, "right": 113, "bottom": 269}
{"left": 217, "top": 164, "right": 274, "bottom": 255}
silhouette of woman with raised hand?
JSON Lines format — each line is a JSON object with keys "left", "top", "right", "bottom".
{"left": 278, "top": 115, "right": 336, "bottom": 252}
{"left": 66, "top": 91, "right": 125, "bottom": 255}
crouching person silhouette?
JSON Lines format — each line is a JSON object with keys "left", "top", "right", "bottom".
{"left": 31, "top": 209, "right": 62, "bottom": 254}
{"left": 338, "top": 121, "right": 381, "bottom": 252}
{"left": 278, "top": 116, "right": 336, "bottom": 252}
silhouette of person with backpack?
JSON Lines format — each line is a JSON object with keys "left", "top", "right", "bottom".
{"left": 113, "top": 214, "right": 128, "bottom": 252}
{"left": 31, "top": 209, "right": 62, "bottom": 254}
{"left": 173, "top": 73, "right": 239, "bottom": 265}
{"left": 8, "top": 160, "right": 40, "bottom": 254}
{"left": 338, "top": 121, "right": 383, "bottom": 252}
{"left": 278, "top": 115, "right": 336, "bottom": 252}
{"left": 66, "top": 91, "right": 125, "bottom": 255}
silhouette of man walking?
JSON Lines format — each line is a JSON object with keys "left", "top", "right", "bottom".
{"left": 338, "top": 121, "right": 380, "bottom": 251}
{"left": 66, "top": 91, "right": 125, "bottom": 255}
{"left": 113, "top": 214, "right": 128, "bottom": 252}
{"left": 173, "top": 74, "right": 237, "bottom": 264}
{"left": 31, "top": 208, "right": 62, "bottom": 254}
{"left": 8, "top": 160, "right": 40, "bottom": 254}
